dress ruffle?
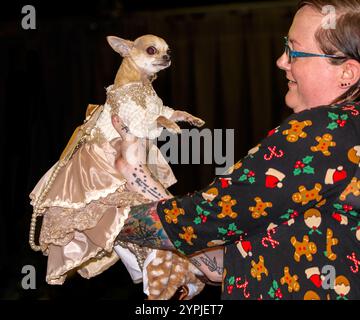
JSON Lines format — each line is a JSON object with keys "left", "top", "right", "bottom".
{"left": 42, "top": 191, "right": 149, "bottom": 285}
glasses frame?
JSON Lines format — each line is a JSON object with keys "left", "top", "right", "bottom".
{"left": 284, "top": 36, "right": 347, "bottom": 63}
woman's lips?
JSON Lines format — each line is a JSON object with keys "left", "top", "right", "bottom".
{"left": 288, "top": 79, "right": 297, "bottom": 87}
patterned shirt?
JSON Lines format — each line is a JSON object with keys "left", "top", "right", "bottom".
{"left": 157, "top": 101, "right": 360, "bottom": 300}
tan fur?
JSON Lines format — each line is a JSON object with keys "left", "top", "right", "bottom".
{"left": 146, "top": 250, "right": 205, "bottom": 300}
{"left": 114, "top": 58, "right": 143, "bottom": 87}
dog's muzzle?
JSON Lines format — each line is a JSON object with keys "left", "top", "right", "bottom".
{"left": 153, "top": 60, "right": 171, "bottom": 67}
{"left": 162, "top": 54, "right": 171, "bottom": 61}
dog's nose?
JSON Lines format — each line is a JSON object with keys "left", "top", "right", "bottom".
{"left": 162, "top": 54, "right": 171, "bottom": 61}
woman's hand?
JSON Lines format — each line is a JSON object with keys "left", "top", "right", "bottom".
{"left": 111, "top": 114, "right": 137, "bottom": 142}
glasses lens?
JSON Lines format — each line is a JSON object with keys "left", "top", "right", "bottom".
{"left": 284, "top": 45, "right": 292, "bottom": 64}
{"left": 284, "top": 37, "right": 291, "bottom": 63}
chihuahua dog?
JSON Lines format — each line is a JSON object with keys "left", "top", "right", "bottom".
{"left": 107, "top": 34, "right": 204, "bottom": 136}
{"left": 105, "top": 34, "right": 205, "bottom": 194}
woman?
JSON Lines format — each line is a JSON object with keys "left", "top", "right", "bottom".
{"left": 116, "top": 0, "right": 360, "bottom": 300}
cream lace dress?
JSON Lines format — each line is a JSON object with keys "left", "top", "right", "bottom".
{"left": 30, "top": 82, "right": 178, "bottom": 285}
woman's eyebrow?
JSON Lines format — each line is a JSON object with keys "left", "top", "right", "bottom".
{"left": 288, "top": 37, "right": 302, "bottom": 47}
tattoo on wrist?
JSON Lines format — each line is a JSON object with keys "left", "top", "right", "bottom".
{"left": 133, "top": 177, "right": 162, "bottom": 199}
{"left": 130, "top": 166, "right": 164, "bottom": 200}
{"left": 190, "top": 257, "right": 202, "bottom": 268}
{"left": 200, "top": 254, "right": 223, "bottom": 275}
{"left": 116, "top": 202, "right": 174, "bottom": 250}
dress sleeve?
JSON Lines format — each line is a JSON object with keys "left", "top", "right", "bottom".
{"left": 117, "top": 97, "right": 163, "bottom": 139}
{"left": 160, "top": 105, "right": 175, "bottom": 119}
{"left": 157, "top": 104, "right": 360, "bottom": 256}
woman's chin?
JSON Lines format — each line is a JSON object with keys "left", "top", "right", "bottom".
{"left": 285, "top": 94, "right": 306, "bottom": 113}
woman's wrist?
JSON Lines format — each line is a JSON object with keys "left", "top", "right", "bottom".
{"left": 116, "top": 202, "right": 175, "bottom": 250}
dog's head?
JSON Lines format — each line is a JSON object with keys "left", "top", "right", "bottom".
{"left": 107, "top": 34, "right": 171, "bottom": 76}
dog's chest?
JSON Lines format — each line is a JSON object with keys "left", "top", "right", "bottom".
{"left": 111, "top": 83, "right": 164, "bottom": 111}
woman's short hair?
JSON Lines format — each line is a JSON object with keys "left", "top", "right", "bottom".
{"left": 298, "top": 0, "right": 360, "bottom": 103}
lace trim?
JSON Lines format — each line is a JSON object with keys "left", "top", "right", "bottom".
{"left": 39, "top": 190, "right": 149, "bottom": 248}
{"left": 31, "top": 181, "right": 127, "bottom": 210}
{"left": 114, "top": 241, "right": 151, "bottom": 271}
{"left": 45, "top": 206, "right": 131, "bottom": 284}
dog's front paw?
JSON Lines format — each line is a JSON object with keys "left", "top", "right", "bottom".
{"left": 167, "top": 122, "right": 182, "bottom": 134}
{"left": 176, "top": 111, "right": 205, "bottom": 127}
{"left": 188, "top": 116, "right": 205, "bottom": 127}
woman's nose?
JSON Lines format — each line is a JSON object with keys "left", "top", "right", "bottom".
{"left": 277, "top": 52, "right": 290, "bottom": 71}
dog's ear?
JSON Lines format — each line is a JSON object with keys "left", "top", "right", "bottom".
{"left": 107, "top": 36, "right": 133, "bottom": 57}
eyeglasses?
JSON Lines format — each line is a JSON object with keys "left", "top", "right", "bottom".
{"left": 284, "top": 36, "right": 347, "bottom": 63}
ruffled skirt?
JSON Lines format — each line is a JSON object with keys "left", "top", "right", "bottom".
{"left": 30, "top": 138, "right": 174, "bottom": 285}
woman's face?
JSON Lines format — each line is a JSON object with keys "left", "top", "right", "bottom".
{"left": 277, "top": 5, "right": 344, "bottom": 113}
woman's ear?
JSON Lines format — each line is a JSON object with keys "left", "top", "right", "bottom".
{"left": 340, "top": 59, "right": 360, "bottom": 86}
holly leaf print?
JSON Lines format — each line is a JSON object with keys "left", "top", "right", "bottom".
{"left": 302, "top": 156, "right": 313, "bottom": 164}
{"left": 248, "top": 177, "right": 256, "bottom": 184}
{"left": 243, "top": 169, "right": 250, "bottom": 174}
{"left": 203, "top": 210, "right": 211, "bottom": 216}
{"left": 268, "top": 288, "right": 275, "bottom": 298}
{"left": 228, "top": 223, "right": 237, "bottom": 231}
{"left": 303, "top": 166, "right": 315, "bottom": 174}
{"left": 280, "top": 213, "right": 290, "bottom": 220}
{"left": 293, "top": 168, "right": 302, "bottom": 176}
{"left": 218, "top": 227, "right": 227, "bottom": 235}
{"left": 194, "top": 217, "right": 202, "bottom": 225}
{"left": 328, "top": 112, "right": 339, "bottom": 121}
{"left": 340, "top": 114, "right": 349, "bottom": 121}
{"left": 201, "top": 200, "right": 212, "bottom": 207}
{"left": 333, "top": 203, "right": 343, "bottom": 210}
{"left": 327, "top": 122, "right": 338, "bottom": 130}
{"left": 228, "top": 276, "right": 235, "bottom": 285}
{"left": 273, "top": 280, "right": 279, "bottom": 290}
{"left": 239, "top": 175, "right": 247, "bottom": 181}
{"left": 174, "top": 240, "right": 182, "bottom": 248}
{"left": 196, "top": 205, "right": 203, "bottom": 214}
{"left": 349, "top": 211, "right": 358, "bottom": 217}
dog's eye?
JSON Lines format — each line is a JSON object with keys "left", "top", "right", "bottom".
{"left": 166, "top": 49, "right": 171, "bottom": 55}
{"left": 146, "top": 46, "right": 157, "bottom": 55}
